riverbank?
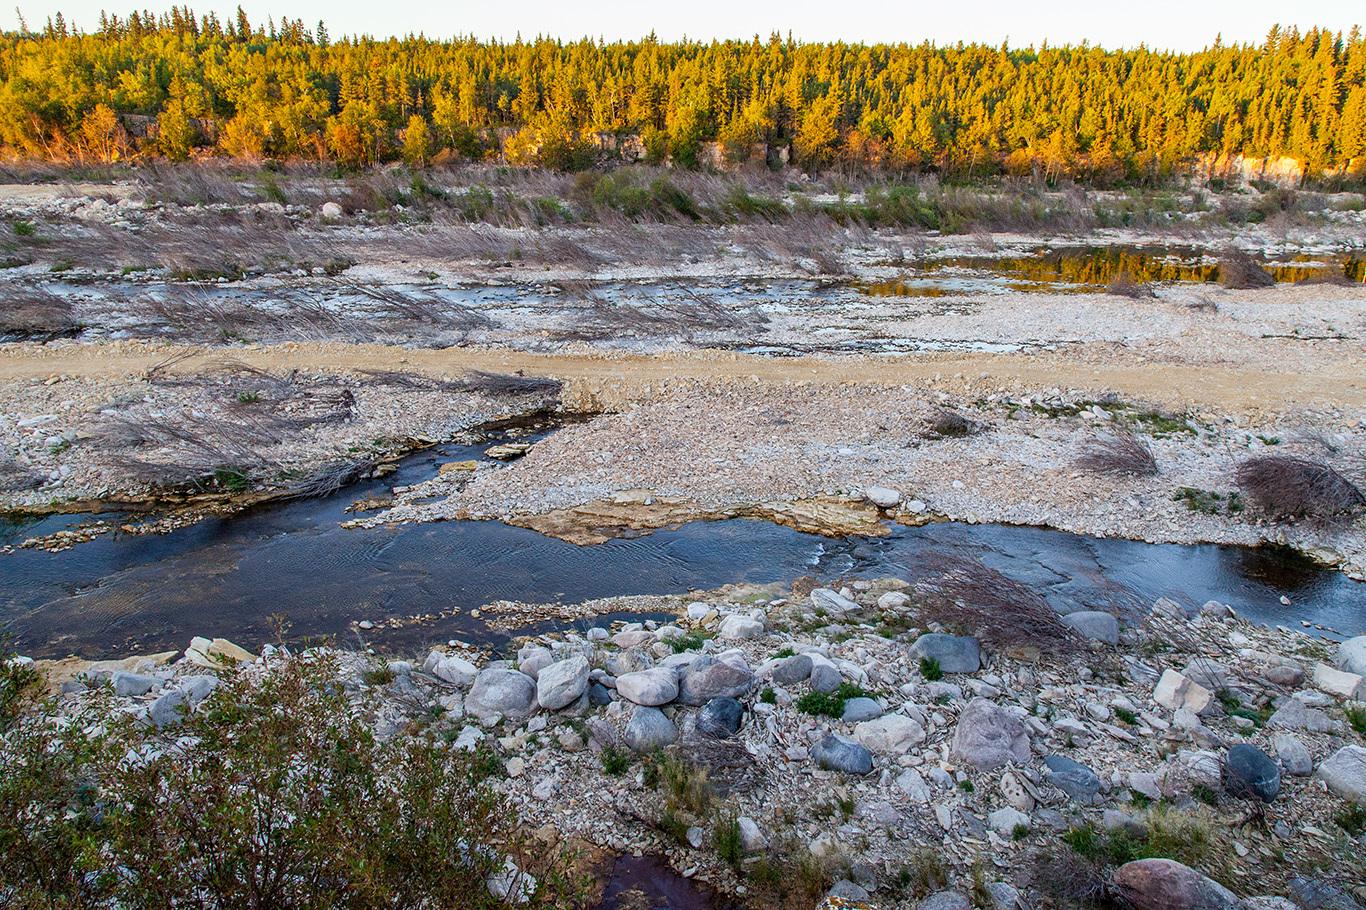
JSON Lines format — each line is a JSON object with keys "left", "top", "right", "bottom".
{"left": 15, "top": 574, "right": 1366, "bottom": 909}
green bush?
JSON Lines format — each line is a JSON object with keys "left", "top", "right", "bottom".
{"left": 795, "top": 681, "right": 873, "bottom": 718}
{"left": 0, "top": 652, "right": 580, "bottom": 908}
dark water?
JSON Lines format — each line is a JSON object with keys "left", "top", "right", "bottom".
{"left": 3, "top": 418, "right": 1364, "bottom": 659}
{"left": 596, "top": 855, "right": 737, "bottom": 910}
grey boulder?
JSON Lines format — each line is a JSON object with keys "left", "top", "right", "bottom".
{"left": 1044, "top": 754, "right": 1101, "bottom": 803}
{"left": 111, "top": 671, "right": 162, "bottom": 697}
{"left": 771, "top": 653, "right": 813, "bottom": 685}
{"left": 1224, "top": 743, "right": 1280, "bottom": 802}
{"left": 950, "top": 698, "right": 1031, "bottom": 770}
{"left": 840, "top": 697, "right": 884, "bottom": 723}
{"left": 615, "top": 667, "right": 679, "bottom": 706}
{"left": 811, "top": 733, "right": 874, "bottom": 775}
{"left": 536, "top": 656, "right": 589, "bottom": 710}
{"left": 466, "top": 669, "right": 537, "bottom": 721}
{"left": 1336, "top": 635, "right": 1366, "bottom": 676}
{"left": 1113, "top": 858, "right": 1240, "bottom": 910}
{"left": 696, "top": 697, "right": 744, "bottom": 738}
{"left": 1316, "top": 745, "right": 1366, "bottom": 802}
{"left": 1060, "top": 610, "right": 1120, "bottom": 645}
{"left": 625, "top": 705, "right": 678, "bottom": 752}
{"left": 677, "top": 655, "right": 755, "bottom": 706}
{"left": 909, "top": 633, "right": 982, "bottom": 673}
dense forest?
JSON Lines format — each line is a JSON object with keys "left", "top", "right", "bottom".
{"left": 1, "top": 9, "right": 1365, "bottom": 181}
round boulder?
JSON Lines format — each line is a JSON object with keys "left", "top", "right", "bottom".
{"left": 1225, "top": 743, "right": 1281, "bottom": 802}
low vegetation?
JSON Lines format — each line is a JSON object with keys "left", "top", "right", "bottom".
{"left": 1076, "top": 433, "right": 1159, "bottom": 477}
{"left": 1234, "top": 455, "right": 1366, "bottom": 519}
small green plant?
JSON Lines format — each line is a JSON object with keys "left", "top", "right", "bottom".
{"left": 1345, "top": 704, "right": 1366, "bottom": 735}
{"left": 210, "top": 466, "right": 251, "bottom": 493}
{"left": 1114, "top": 706, "right": 1138, "bottom": 725}
{"left": 1191, "top": 784, "right": 1220, "bottom": 806}
{"left": 360, "top": 664, "right": 396, "bottom": 686}
{"left": 1012, "top": 823, "right": 1029, "bottom": 841}
{"left": 669, "top": 633, "right": 705, "bottom": 653}
{"left": 795, "top": 682, "right": 873, "bottom": 718}
{"left": 12, "top": 219, "right": 35, "bottom": 236}
{"left": 772, "top": 646, "right": 795, "bottom": 659}
{"left": 713, "top": 815, "right": 743, "bottom": 868}
{"left": 957, "top": 778, "right": 975, "bottom": 793}
{"left": 236, "top": 390, "right": 261, "bottom": 404}
{"left": 1334, "top": 802, "right": 1366, "bottom": 836}
{"left": 49, "top": 259, "right": 73, "bottom": 272}
{"left": 919, "top": 656, "right": 943, "bottom": 681}
{"left": 1173, "top": 487, "right": 1244, "bottom": 516}
{"left": 600, "top": 746, "right": 632, "bottom": 776}
{"left": 759, "top": 687, "right": 776, "bottom": 704}
{"left": 47, "top": 438, "right": 71, "bottom": 454}
{"left": 1217, "top": 690, "right": 1271, "bottom": 727}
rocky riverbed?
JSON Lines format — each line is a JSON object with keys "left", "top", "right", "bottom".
{"left": 24, "top": 574, "right": 1366, "bottom": 909}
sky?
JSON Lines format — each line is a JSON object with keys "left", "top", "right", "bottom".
{"left": 6, "top": 0, "right": 1363, "bottom": 51}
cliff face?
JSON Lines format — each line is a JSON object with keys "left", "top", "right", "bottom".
{"left": 1197, "top": 153, "right": 1307, "bottom": 187}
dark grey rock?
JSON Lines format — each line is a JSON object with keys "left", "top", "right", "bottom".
{"left": 696, "top": 697, "right": 744, "bottom": 738}
{"left": 111, "top": 671, "right": 162, "bottom": 697}
{"left": 918, "top": 891, "right": 971, "bottom": 910}
{"left": 677, "top": 656, "right": 755, "bottom": 706}
{"left": 1225, "top": 743, "right": 1281, "bottom": 802}
{"left": 1044, "top": 754, "right": 1101, "bottom": 803}
{"left": 588, "top": 682, "right": 613, "bottom": 706}
{"left": 149, "top": 689, "right": 189, "bottom": 728}
{"left": 771, "top": 653, "right": 813, "bottom": 685}
{"left": 840, "top": 697, "right": 884, "bottom": 723}
{"left": 1060, "top": 610, "right": 1121, "bottom": 645}
{"left": 950, "top": 698, "right": 1031, "bottom": 770}
{"left": 809, "top": 663, "right": 842, "bottom": 693}
{"left": 625, "top": 705, "right": 678, "bottom": 752}
{"left": 909, "top": 633, "right": 982, "bottom": 673}
{"left": 811, "top": 733, "right": 874, "bottom": 775}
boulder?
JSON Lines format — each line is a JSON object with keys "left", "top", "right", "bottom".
{"left": 1266, "top": 696, "right": 1340, "bottom": 733}
{"left": 1113, "top": 859, "right": 1240, "bottom": 910}
{"left": 810, "top": 588, "right": 860, "bottom": 614}
{"left": 917, "top": 893, "right": 970, "bottom": 910}
{"left": 1043, "top": 754, "right": 1101, "bottom": 803}
{"left": 536, "top": 656, "right": 589, "bottom": 710}
{"left": 149, "top": 689, "right": 189, "bottom": 728}
{"left": 518, "top": 646, "right": 554, "bottom": 679}
{"left": 811, "top": 734, "right": 874, "bottom": 775}
{"left": 1311, "top": 663, "right": 1365, "bottom": 700}
{"left": 840, "top": 697, "right": 884, "bottom": 723}
{"left": 737, "top": 816, "right": 767, "bottom": 852}
{"left": 987, "top": 806, "right": 1030, "bottom": 837}
{"left": 809, "top": 660, "right": 843, "bottom": 693}
{"left": 865, "top": 486, "right": 902, "bottom": 508}
{"left": 1224, "top": 744, "right": 1280, "bottom": 802}
{"left": 624, "top": 706, "right": 678, "bottom": 752}
{"left": 950, "top": 698, "right": 1031, "bottom": 770}
{"left": 771, "top": 653, "right": 814, "bottom": 685}
{"left": 427, "top": 653, "right": 479, "bottom": 688}
{"left": 1060, "top": 611, "right": 1120, "bottom": 645}
{"left": 1316, "top": 745, "right": 1366, "bottom": 802}
{"left": 615, "top": 667, "right": 679, "bottom": 706}
{"left": 677, "top": 655, "right": 755, "bottom": 705}
{"left": 696, "top": 697, "right": 744, "bottom": 738}
{"left": 717, "top": 614, "right": 765, "bottom": 640}
{"left": 111, "top": 671, "right": 162, "bottom": 697}
{"left": 185, "top": 636, "right": 255, "bottom": 668}
{"left": 878, "top": 591, "right": 911, "bottom": 610}
{"left": 1152, "top": 670, "right": 1215, "bottom": 715}
{"left": 909, "top": 633, "right": 982, "bottom": 674}
{"left": 466, "top": 669, "right": 537, "bottom": 721}
{"left": 1335, "top": 635, "right": 1366, "bottom": 676}
{"left": 1272, "top": 733, "right": 1313, "bottom": 777}
{"left": 320, "top": 201, "right": 344, "bottom": 219}
{"left": 854, "top": 713, "right": 926, "bottom": 755}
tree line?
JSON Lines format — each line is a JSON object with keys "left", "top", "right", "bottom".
{"left": 1, "top": 9, "right": 1364, "bottom": 181}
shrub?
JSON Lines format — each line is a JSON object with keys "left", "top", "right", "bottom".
{"left": 919, "top": 656, "right": 943, "bottom": 681}
{"left": 795, "top": 682, "right": 873, "bottom": 718}
{"left": 0, "top": 652, "right": 575, "bottom": 908}
{"left": 600, "top": 745, "right": 632, "bottom": 776}
{"left": 713, "top": 814, "right": 744, "bottom": 868}
{"left": 669, "top": 632, "right": 706, "bottom": 653}
{"left": 1346, "top": 704, "right": 1366, "bottom": 735}
{"left": 1219, "top": 251, "right": 1276, "bottom": 289}
{"left": 922, "top": 408, "right": 981, "bottom": 439}
{"left": 1235, "top": 455, "right": 1366, "bottom": 519}
{"left": 1107, "top": 272, "right": 1156, "bottom": 298}
{"left": 1076, "top": 433, "right": 1159, "bottom": 476}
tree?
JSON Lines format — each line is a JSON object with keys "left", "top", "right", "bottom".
{"left": 78, "top": 104, "right": 129, "bottom": 163}
{"left": 402, "top": 113, "right": 432, "bottom": 167}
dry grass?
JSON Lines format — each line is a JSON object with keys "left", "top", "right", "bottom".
{"left": 1106, "top": 272, "right": 1157, "bottom": 299}
{"left": 0, "top": 288, "right": 81, "bottom": 340}
{"left": 1234, "top": 455, "right": 1366, "bottom": 519}
{"left": 0, "top": 458, "right": 42, "bottom": 492}
{"left": 913, "top": 554, "right": 1080, "bottom": 654}
{"left": 1076, "top": 432, "right": 1159, "bottom": 476}
{"left": 547, "top": 283, "right": 762, "bottom": 342}
{"left": 922, "top": 408, "right": 982, "bottom": 440}
{"left": 1218, "top": 251, "right": 1276, "bottom": 289}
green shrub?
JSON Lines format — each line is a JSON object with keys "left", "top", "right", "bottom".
{"left": 795, "top": 681, "right": 873, "bottom": 718}
{"left": 919, "top": 656, "right": 943, "bottom": 681}
{"left": 669, "top": 633, "right": 705, "bottom": 653}
{"left": 600, "top": 745, "right": 632, "bottom": 776}
{"left": 713, "top": 815, "right": 744, "bottom": 868}
{"left": 1346, "top": 704, "right": 1366, "bottom": 735}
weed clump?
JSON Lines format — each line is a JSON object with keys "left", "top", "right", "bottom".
{"left": 1076, "top": 432, "right": 1159, "bottom": 476}
{"left": 1235, "top": 455, "right": 1366, "bottom": 519}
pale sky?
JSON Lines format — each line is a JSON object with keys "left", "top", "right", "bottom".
{"left": 7, "top": 0, "right": 1363, "bottom": 51}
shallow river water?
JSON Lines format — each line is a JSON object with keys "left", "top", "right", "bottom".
{"left": 3, "top": 425, "right": 1364, "bottom": 660}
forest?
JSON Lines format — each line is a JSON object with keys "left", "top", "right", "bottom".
{"left": 0, "top": 9, "right": 1364, "bottom": 182}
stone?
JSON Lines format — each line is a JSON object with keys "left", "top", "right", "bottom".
{"left": 1113, "top": 859, "right": 1239, "bottom": 910}
{"left": 677, "top": 655, "right": 755, "bottom": 705}
{"left": 1224, "top": 744, "right": 1280, "bottom": 802}
{"left": 615, "top": 667, "right": 679, "bottom": 706}
{"left": 1266, "top": 696, "right": 1340, "bottom": 733}
{"left": 536, "top": 656, "right": 589, "bottom": 710}
{"left": 737, "top": 816, "right": 767, "bottom": 852}
{"left": 588, "top": 682, "right": 613, "bottom": 706}
{"left": 1060, "top": 611, "right": 1120, "bottom": 645}
{"left": 811, "top": 733, "right": 874, "bottom": 775}
{"left": 111, "top": 671, "right": 162, "bottom": 697}
{"left": 1182, "top": 658, "right": 1234, "bottom": 694}
{"left": 854, "top": 713, "right": 926, "bottom": 754}
{"left": 451, "top": 726, "right": 485, "bottom": 751}
{"left": 865, "top": 485, "right": 902, "bottom": 508}
{"left": 320, "top": 201, "right": 344, "bottom": 219}
{"left": 466, "top": 669, "right": 537, "bottom": 721}
{"left": 1312, "top": 663, "right": 1365, "bottom": 700}
{"left": 1044, "top": 754, "right": 1101, "bottom": 803}
{"left": 895, "top": 768, "right": 931, "bottom": 802}
{"left": 999, "top": 770, "right": 1036, "bottom": 812}
{"left": 1162, "top": 750, "right": 1222, "bottom": 795}
{"left": 696, "top": 697, "right": 744, "bottom": 738}
{"left": 918, "top": 892, "right": 971, "bottom": 910}
{"left": 909, "top": 633, "right": 982, "bottom": 674}
{"left": 612, "top": 630, "right": 655, "bottom": 649}
{"left": 518, "top": 647, "right": 554, "bottom": 679}
{"left": 486, "top": 856, "right": 536, "bottom": 904}
{"left": 1287, "top": 876, "right": 1365, "bottom": 910}
{"left": 179, "top": 675, "right": 219, "bottom": 705}
{"left": 988, "top": 806, "right": 1029, "bottom": 837}
{"left": 1152, "top": 670, "right": 1215, "bottom": 715}
{"left": 771, "top": 653, "right": 814, "bottom": 685}
{"left": 985, "top": 882, "right": 1021, "bottom": 910}
{"left": 717, "top": 614, "right": 765, "bottom": 640}
{"left": 624, "top": 706, "right": 678, "bottom": 752}
{"left": 1272, "top": 733, "right": 1313, "bottom": 776}
{"left": 149, "top": 689, "right": 189, "bottom": 728}
{"left": 828, "top": 880, "right": 872, "bottom": 902}
{"left": 1316, "top": 745, "right": 1366, "bottom": 802}
{"left": 809, "top": 661, "right": 843, "bottom": 693}
{"left": 878, "top": 591, "right": 911, "bottom": 610}
{"left": 429, "top": 653, "right": 479, "bottom": 688}
{"left": 810, "top": 588, "right": 860, "bottom": 614}
{"left": 840, "top": 697, "right": 884, "bottom": 723}
{"left": 950, "top": 698, "right": 1031, "bottom": 770}
{"left": 1336, "top": 635, "right": 1366, "bottom": 676}
{"left": 185, "top": 637, "right": 255, "bottom": 668}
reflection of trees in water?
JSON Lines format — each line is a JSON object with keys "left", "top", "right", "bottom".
{"left": 1234, "top": 544, "right": 1323, "bottom": 592}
